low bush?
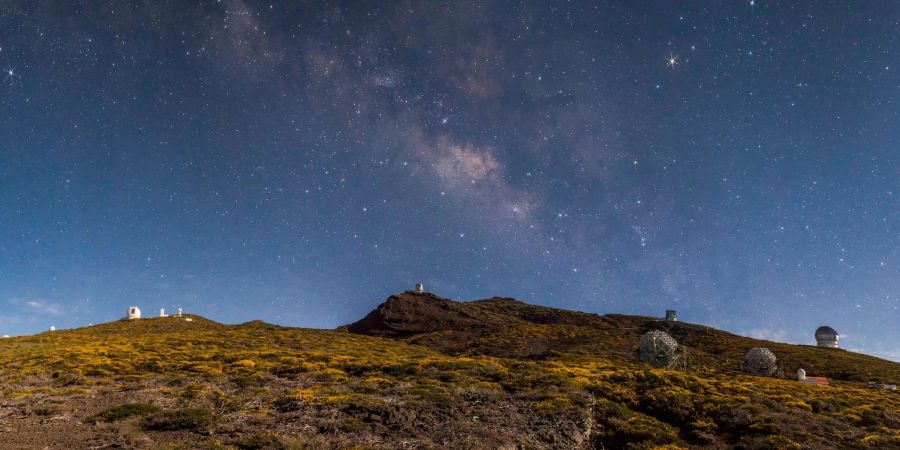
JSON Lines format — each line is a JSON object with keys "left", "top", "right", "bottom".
{"left": 143, "top": 407, "right": 215, "bottom": 432}
{"left": 231, "top": 434, "right": 285, "bottom": 450}
{"left": 87, "top": 402, "right": 160, "bottom": 423}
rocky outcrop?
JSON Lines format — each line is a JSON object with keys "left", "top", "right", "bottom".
{"left": 346, "top": 291, "right": 490, "bottom": 337}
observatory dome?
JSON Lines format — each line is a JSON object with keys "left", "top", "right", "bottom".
{"left": 744, "top": 347, "right": 778, "bottom": 377}
{"left": 639, "top": 330, "right": 680, "bottom": 369}
{"left": 127, "top": 306, "right": 142, "bottom": 320}
{"left": 815, "top": 326, "right": 839, "bottom": 348}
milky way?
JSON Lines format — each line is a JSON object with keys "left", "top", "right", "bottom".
{"left": 0, "top": 1, "right": 897, "bottom": 359}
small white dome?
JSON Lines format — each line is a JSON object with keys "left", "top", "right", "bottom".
{"left": 127, "top": 306, "right": 142, "bottom": 320}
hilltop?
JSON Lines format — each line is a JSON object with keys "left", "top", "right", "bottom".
{"left": 348, "top": 291, "right": 900, "bottom": 382}
{"left": 0, "top": 294, "right": 896, "bottom": 449}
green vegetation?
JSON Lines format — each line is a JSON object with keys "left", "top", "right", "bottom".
{"left": 86, "top": 403, "right": 161, "bottom": 423}
{"left": 143, "top": 407, "right": 215, "bottom": 432}
{"left": 0, "top": 308, "right": 897, "bottom": 449}
{"left": 230, "top": 434, "right": 286, "bottom": 450}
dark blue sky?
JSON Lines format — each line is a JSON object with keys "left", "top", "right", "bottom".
{"left": 1, "top": 1, "right": 897, "bottom": 359}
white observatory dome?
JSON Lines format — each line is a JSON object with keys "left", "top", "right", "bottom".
{"left": 126, "top": 306, "right": 142, "bottom": 320}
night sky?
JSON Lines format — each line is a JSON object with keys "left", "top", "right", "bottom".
{"left": 1, "top": 2, "right": 897, "bottom": 359}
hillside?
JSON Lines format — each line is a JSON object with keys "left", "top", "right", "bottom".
{"left": 0, "top": 296, "right": 895, "bottom": 449}
{"left": 347, "top": 291, "right": 900, "bottom": 382}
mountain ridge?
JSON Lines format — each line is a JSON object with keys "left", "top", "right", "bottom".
{"left": 0, "top": 292, "right": 896, "bottom": 449}
{"left": 346, "top": 291, "right": 900, "bottom": 384}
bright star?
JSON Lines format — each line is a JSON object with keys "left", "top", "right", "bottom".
{"left": 666, "top": 53, "right": 678, "bottom": 70}
{"left": 4, "top": 66, "right": 19, "bottom": 82}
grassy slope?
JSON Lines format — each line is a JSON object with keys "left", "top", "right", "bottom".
{"left": 402, "top": 298, "right": 900, "bottom": 383}
{"left": 0, "top": 310, "right": 897, "bottom": 449}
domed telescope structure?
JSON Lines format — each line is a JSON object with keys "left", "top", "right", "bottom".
{"left": 127, "top": 306, "right": 142, "bottom": 320}
{"left": 639, "top": 330, "right": 681, "bottom": 369}
{"left": 413, "top": 283, "right": 425, "bottom": 294}
{"left": 744, "top": 347, "right": 778, "bottom": 377}
{"left": 815, "top": 326, "right": 839, "bottom": 348}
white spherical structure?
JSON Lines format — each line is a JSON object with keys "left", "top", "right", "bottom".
{"left": 127, "top": 306, "right": 141, "bottom": 320}
{"left": 815, "top": 326, "right": 839, "bottom": 348}
{"left": 744, "top": 347, "right": 778, "bottom": 376}
{"left": 639, "top": 330, "right": 680, "bottom": 368}
{"left": 414, "top": 283, "right": 425, "bottom": 294}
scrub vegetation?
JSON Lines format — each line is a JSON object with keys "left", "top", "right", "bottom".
{"left": 0, "top": 295, "right": 897, "bottom": 449}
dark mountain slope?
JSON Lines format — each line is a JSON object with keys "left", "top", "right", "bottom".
{"left": 347, "top": 292, "right": 900, "bottom": 384}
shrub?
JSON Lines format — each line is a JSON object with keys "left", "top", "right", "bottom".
{"left": 534, "top": 394, "right": 574, "bottom": 415}
{"left": 856, "top": 410, "right": 883, "bottom": 428}
{"left": 33, "top": 405, "right": 59, "bottom": 416}
{"left": 134, "top": 360, "right": 163, "bottom": 372}
{"left": 143, "top": 408, "right": 215, "bottom": 432}
{"left": 52, "top": 371, "right": 86, "bottom": 386}
{"left": 87, "top": 403, "right": 160, "bottom": 423}
{"left": 237, "top": 359, "right": 257, "bottom": 367}
{"left": 231, "top": 434, "right": 285, "bottom": 450}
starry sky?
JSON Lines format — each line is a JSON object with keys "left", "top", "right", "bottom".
{"left": 1, "top": 1, "right": 897, "bottom": 359}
